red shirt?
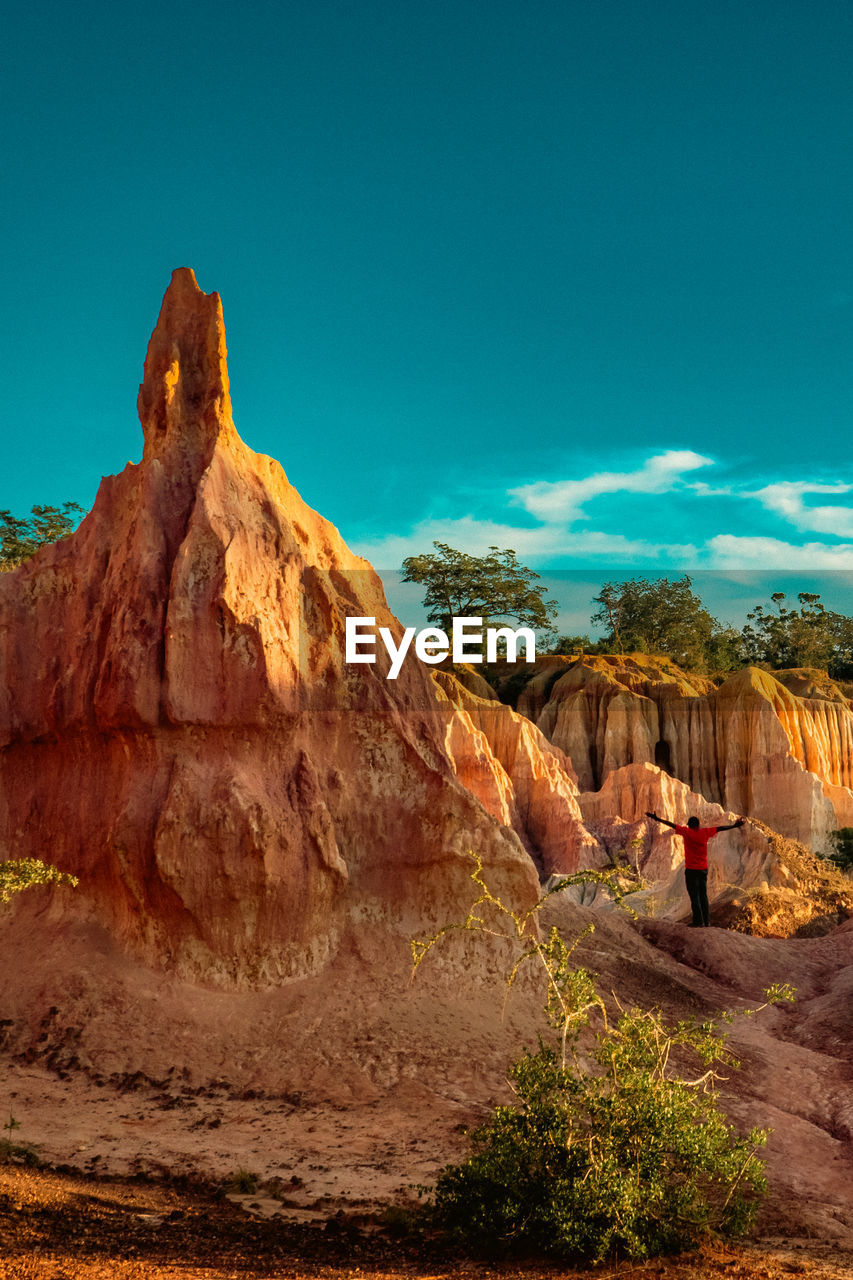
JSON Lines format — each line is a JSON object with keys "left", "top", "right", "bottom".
{"left": 674, "top": 825, "right": 719, "bottom": 871}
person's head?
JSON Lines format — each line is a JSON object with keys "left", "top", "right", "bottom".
{"left": 687, "top": 816, "right": 700, "bottom": 829}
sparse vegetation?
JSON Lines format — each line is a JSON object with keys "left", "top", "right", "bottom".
{"left": 0, "top": 858, "right": 78, "bottom": 905}
{"left": 547, "top": 632, "right": 608, "bottom": 656}
{"left": 379, "top": 1203, "right": 424, "bottom": 1239}
{"left": 3, "top": 1113, "right": 19, "bottom": 1147}
{"left": 717, "top": 819, "right": 853, "bottom": 937}
{"left": 226, "top": 1167, "right": 260, "bottom": 1195}
{"left": 412, "top": 855, "right": 794, "bottom": 1262}
{"left": 826, "top": 827, "right": 853, "bottom": 873}
{"left": 0, "top": 1112, "right": 40, "bottom": 1167}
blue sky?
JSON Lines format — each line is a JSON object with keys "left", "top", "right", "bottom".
{"left": 3, "top": 0, "right": 853, "bottom": 630}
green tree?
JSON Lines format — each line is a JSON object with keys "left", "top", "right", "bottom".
{"left": 739, "top": 591, "right": 853, "bottom": 676}
{"left": 704, "top": 624, "right": 747, "bottom": 673}
{"left": 401, "top": 543, "right": 558, "bottom": 641}
{"left": 547, "top": 633, "right": 603, "bottom": 657}
{"left": 826, "top": 828, "right": 853, "bottom": 872}
{"left": 590, "top": 575, "right": 735, "bottom": 671}
{"left": 0, "top": 501, "right": 85, "bottom": 571}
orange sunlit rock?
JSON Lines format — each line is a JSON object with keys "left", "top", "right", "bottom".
{"left": 0, "top": 268, "right": 539, "bottom": 986}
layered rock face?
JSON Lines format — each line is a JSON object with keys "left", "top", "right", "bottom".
{"left": 0, "top": 269, "right": 546, "bottom": 986}
{"left": 577, "top": 761, "right": 779, "bottom": 917}
{"left": 510, "top": 654, "right": 853, "bottom": 850}
{"left": 433, "top": 671, "right": 604, "bottom": 876}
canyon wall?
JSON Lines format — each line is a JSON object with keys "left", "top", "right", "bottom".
{"left": 433, "top": 670, "right": 604, "bottom": 876}
{"left": 512, "top": 654, "right": 853, "bottom": 851}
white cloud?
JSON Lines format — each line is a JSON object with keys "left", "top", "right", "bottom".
{"left": 352, "top": 516, "right": 567, "bottom": 566}
{"left": 510, "top": 450, "right": 714, "bottom": 523}
{"left": 352, "top": 512, "right": 697, "bottom": 567}
{"left": 708, "top": 534, "right": 853, "bottom": 569}
{"left": 685, "top": 480, "right": 737, "bottom": 498}
{"left": 348, "top": 448, "right": 853, "bottom": 573}
{"left": 750, "top": 481, "right": 853, "bottom": 537}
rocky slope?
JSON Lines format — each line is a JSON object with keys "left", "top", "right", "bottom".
{"left": 2, "top": 896, "right": 853, "bottom": 1247}
{"left": 433, "top": 670, "right": 603, "bottom": 876}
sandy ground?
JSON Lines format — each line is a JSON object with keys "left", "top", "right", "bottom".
{"left": 3, "top": 1163, "right": 853, "bottom": 1280}
{"left": 1, "top": 1060, "right": 469, "bottom": 1210}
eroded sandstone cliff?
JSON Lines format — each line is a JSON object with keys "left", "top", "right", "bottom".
{"left": 1, "top": 269, "right": 548, "bottom": 986}
{"left": 505, "top": 653, "right": 853, "bottom": 851}
{"left": 433, "top": 670, "right": 604, "bottom": 876}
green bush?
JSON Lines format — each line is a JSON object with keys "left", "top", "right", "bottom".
{"left": 414, "top": 856, "right": 793, "bottom": 1262}
{"left": 432, "top": 1014, "right": 767, "bottom": 1260}
{"left": 0, "top": 858, "right": 78, "bottom": 904}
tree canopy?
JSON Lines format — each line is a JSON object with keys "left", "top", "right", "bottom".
{"left": 580, "top": 579, "right": 853, "bottom": 677}
{"left": 740, "top": 592, "right": 853, "bottom": 678}
{"left": 0, "top": 502, "right": 85, "bottom": 571}
{"left": 400, "top": 552, "right": 853, "bottom": 678}
{"left": 401, "top": 542, "right": 558, "bottom": 639}
{"left": 590, "top": 575, "right": 741, "bottom": 671}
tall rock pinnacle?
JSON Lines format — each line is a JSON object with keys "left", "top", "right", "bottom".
{"left": 137, "top": 267, "right": 234, "bottom": 468}
{"left": 0, "top": 269, "right": 541, "bottom": 987}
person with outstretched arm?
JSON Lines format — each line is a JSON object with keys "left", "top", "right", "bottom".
{"left": 645, "top": 812, "right": 745, "bottom": 928}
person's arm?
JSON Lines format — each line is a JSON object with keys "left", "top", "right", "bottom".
{"left": 716, "top": 817, "right": 745, "bottom": 831}
{"left": 645, "top": 811, "right": 677, "bottom": 830}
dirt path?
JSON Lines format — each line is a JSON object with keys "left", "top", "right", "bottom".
{"left": 2, "top": 1165, "right": 853, "bottom": 1280}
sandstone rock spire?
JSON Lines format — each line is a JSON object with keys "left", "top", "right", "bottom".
{"left": 0, "top": 270, "right": 542, "bottom": 985}
{"left": 137, "top": 266, "right": 235, "bottom": 470}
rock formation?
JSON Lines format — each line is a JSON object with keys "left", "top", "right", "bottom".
{"left": 507, "top": 654, "right": 853, "bottom": 851}
{"left": 0, "top": 268, "right": 543, "bottom": 987}
{"left": 433, "top": 670, "right": 604, "bottom": 875}
{"left": 574, "top": 761, "right": 788, "bottom": 920}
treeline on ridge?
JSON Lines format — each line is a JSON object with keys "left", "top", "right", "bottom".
{"left": 401, "top": 544, "right": 853, "bottom": 680}
{"left": 557, "top": 575, "right": 853, "bottom": 679}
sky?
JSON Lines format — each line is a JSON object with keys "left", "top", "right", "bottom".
{"left": 3, "top": 0, "right": 853, "bottom": 632}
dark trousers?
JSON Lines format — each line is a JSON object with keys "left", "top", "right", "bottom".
{"left": 685, "top": 868, "right": 710, "bottom": 927}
